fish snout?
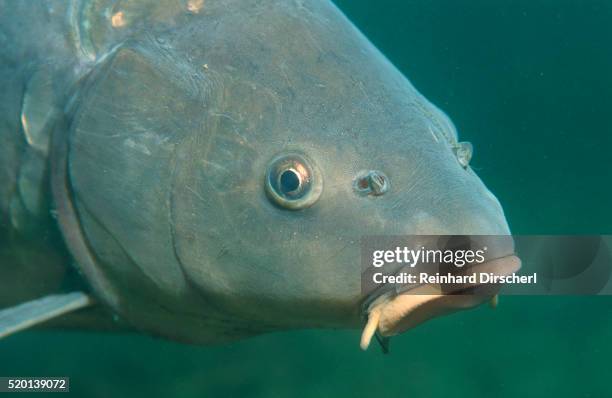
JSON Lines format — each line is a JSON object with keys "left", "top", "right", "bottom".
{"left": 360, "top": 235, "right": 521, "bottom": 350}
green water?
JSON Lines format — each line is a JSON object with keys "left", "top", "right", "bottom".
{"left": 1, "top": 1, "right": 611, "bottom": 396}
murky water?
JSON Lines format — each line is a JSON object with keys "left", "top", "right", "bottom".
{"left": 1, "top": 0, "right": 611, "bottom": 396}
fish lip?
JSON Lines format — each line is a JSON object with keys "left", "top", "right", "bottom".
{"left": 361, "top": 253, "right": 522, "bottom": 325}
{"left": 359, "top": 254, "right": 521, "bottom": 349}
{"left": 361, "top": 253, "right": 521, "bottom": 318}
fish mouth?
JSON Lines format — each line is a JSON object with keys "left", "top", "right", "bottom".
{"left": 360, "top": 254, "right": 521, "bottom": 350}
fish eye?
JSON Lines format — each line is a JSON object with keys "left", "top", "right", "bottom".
{"left": 265, "top": 153, "right": 322, "bottom": 210}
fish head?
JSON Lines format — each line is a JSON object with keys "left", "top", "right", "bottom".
{"left": 166, "top": 0, "right": 520, "bottom": 341}
{"left": 62, "top": 0, "right": 519, "bottom": 344}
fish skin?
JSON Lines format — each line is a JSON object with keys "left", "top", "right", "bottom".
{"left": 0, "top": 0, "right": 513, "bottom": 343}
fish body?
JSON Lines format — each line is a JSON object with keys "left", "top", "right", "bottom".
{"left": 0, "top": 0, "right": 518, "bottom": 346}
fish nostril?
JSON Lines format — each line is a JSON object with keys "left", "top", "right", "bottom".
{"left": 354, "top": 170, "right": 389, "bottom": 196}
{"left": 357, "top": 177, "right": 369, "bottom": 190}
{"left": 453, "top": 141, "right": 473, "bottom": 168}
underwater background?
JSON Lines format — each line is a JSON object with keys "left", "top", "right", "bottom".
{"left": 1, "top": 0, "right": 611, "bottom": 396}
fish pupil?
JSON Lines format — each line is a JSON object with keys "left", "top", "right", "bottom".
{"left": 280, "top": 169, "right": 301, "bottom": 194}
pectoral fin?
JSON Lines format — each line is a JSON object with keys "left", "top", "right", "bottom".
{"left": 0, "top": 292, "right": 94, "bottom": 339}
